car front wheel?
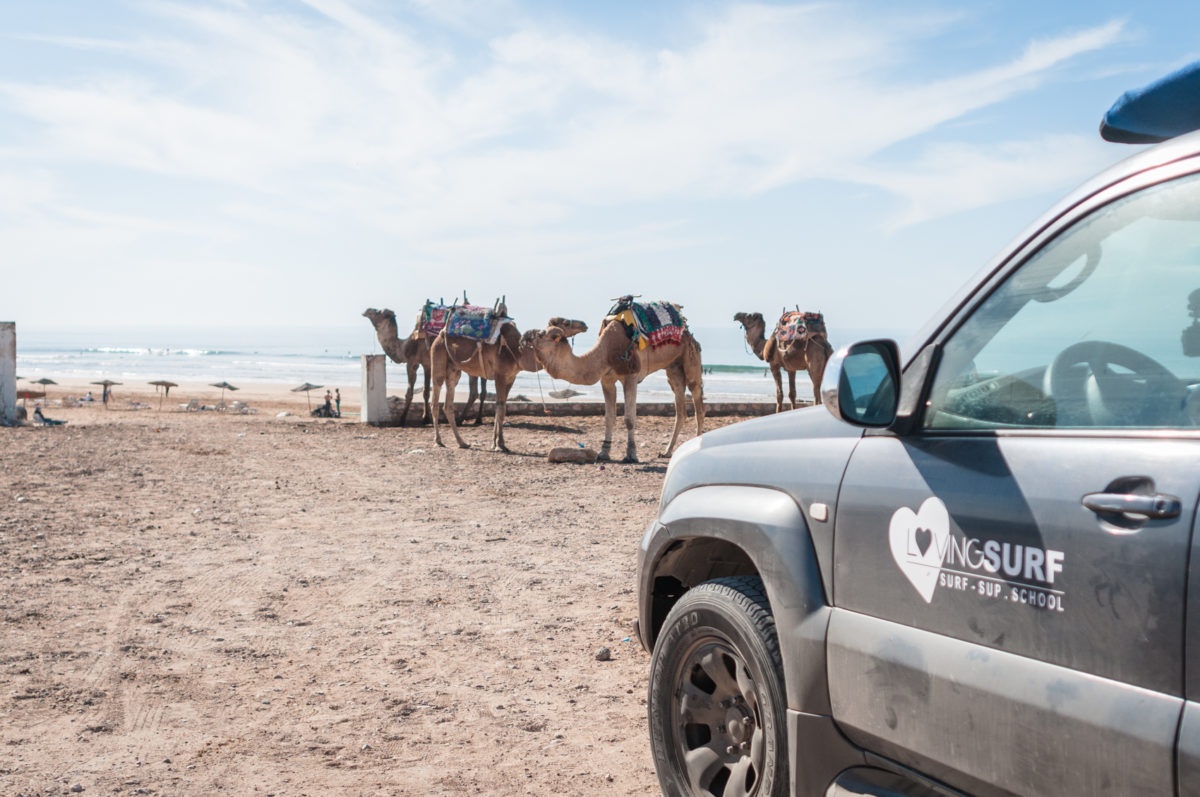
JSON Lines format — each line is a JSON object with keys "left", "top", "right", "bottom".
{"left": 648, "top": 576, "right": 788, "bottom": 797}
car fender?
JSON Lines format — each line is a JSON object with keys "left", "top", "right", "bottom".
{"left": 645, "top": 483, "right": 833, "bottom": 715}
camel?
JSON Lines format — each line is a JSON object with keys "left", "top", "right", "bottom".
{"left": 429, "top": 306, "right": 587, "bottom": 452}
{"left": 734, "top": 310, "right": 833, "bottom": 412}
{"left": 529, "top": 303, "right": 704, "bottom": 463}
{"left": 362, "top": 308, "right": 487, "bottom": 426}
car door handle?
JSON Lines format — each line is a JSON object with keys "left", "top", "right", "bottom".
{"left": 1081, "top": 492, "right": 1182, "bottom": 519}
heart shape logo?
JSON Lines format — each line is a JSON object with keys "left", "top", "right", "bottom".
{"left": 888, "top": 498, "right": 951, "bottom": 603}
{"left": 913, "top": 527, "right": 932, "bottom": 556}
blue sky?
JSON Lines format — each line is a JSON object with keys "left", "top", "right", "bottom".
{"left": 1, "top": 0, "right": 1197, "bottom": 337}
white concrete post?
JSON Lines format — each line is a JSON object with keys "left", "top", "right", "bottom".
{"left": 361, "top": 354, "right": 389, "bottom": 425}
{"left": 0, "top": 323, "right": 14, "bottom": 426}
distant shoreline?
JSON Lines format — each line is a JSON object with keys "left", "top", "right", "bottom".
{"left": 15, "top": 377, "right": 800, "bottom": 417}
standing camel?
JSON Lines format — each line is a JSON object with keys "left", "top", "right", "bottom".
{"left": 362, "top": 308, "right": 487, "bottom": 426}
{"left": 734, "top": 311, "right": 833, "bottom": 412}
{"left": 429, "top": 308, "right": 587, "bottom": 452}
{"left": 529, "top": 303, "right": 704, "bottom": 463}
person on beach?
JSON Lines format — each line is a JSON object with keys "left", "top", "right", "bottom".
{"left": 335, "top": 389, "right": 341, "bottom": 417}
{"left": 102, "top": 385, "right": 109, "bottom": 405}
{"left": 33, "top": 408, "right": 66, "bottom": 426}
{"left": 82, "top": 391, "right": 94, "bottom": 402}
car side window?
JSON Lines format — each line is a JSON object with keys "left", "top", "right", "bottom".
{"left": 925, "top": 172, "right": 1200, "bottom": 430}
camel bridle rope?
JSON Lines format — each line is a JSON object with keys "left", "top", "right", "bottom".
{"left": 531, "top": 333, "right": 572, "bottom": 416}
{"left": 534, "top": 369, "right": 551, "bottom": 415}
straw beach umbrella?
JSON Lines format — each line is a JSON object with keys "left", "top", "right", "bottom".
{"left": 31, "top": 378, "right": 57, "bottom": 401}
{"left": 148, "top": 380, "right": 178, "bottom": 410}
{"left": 17, "top": 389, "right": 45, "bottom": 407}
{"left": 91, "top": 379, "right": 122, "bottom": 409}
{"left": 291, "top": 382, "right": 323, "bottom": 411}
{"left": 210, "top": 381, "right": 238, "bottom": 405}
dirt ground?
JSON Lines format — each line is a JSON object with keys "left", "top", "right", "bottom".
{"left": 1, "top": 397, "right": 739, "bottom": 796}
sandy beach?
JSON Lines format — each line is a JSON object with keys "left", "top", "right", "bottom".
{"left": 1, "top": 381, "right": 741, "bottom": 795}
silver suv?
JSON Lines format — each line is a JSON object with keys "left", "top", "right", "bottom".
{"left": 636, "top": 126, "right": 1200, "bottom": 794}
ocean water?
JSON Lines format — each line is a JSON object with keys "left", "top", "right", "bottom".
{"left": 14, "top": 324, "right": 911, "bottom": 404}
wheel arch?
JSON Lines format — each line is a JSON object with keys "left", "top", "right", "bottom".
{"left": 642, "top": 484, "right": 834, "bottom": 715}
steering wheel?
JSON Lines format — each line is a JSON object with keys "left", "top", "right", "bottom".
{"left": 1044, "top": 341, "right": 1186, "bottom": 427}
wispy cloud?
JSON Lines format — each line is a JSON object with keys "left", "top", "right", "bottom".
{"left": 853, "top": 135, "right": 1117, "bottom": 231}
{"left": 0, "top": 4, "right": 1125, "bottom": 214}
{"left": 0, "top": 1, "right": 1135, "bottom": 325}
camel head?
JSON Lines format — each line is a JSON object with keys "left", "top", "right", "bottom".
{"left": 528, "top": 325, "right": 571, "bottom": 366}
{"left": 363, "top": 307, "right": 397, "bottom": 328}
{"left": 733, "top": 311, "right": 764, "bottom": 329}
{"left": 363, "top": 308, "right": 413, "bottom": 365}
{"left": 547, "top": 317, "right": 588, "bottom": 338}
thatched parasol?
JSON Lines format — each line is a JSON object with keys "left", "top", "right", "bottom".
{"left": 91, "top": 379, "right": 122, "bottom": 409}
{"left": 16, "top": 389, "right": 45, "bottom": 406}
{"left": 291, "top": 382, "right": 323, "bottom": 411}
{"left": 31, "top": 378, "right": 57, "bottom": 401}
{"left": 210, "top": 381, "right": 238, "bottom": 404}
{"left": 148, "top": 380, "right": 179, "bottom": 410}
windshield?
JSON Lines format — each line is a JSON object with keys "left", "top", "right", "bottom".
{"left": 925, "top": 171, "right": 1200, "bottom": 430}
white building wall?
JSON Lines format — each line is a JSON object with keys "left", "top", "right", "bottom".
{"left": 0, "top": 323, "right": 14, "bottom": 426}
{"left": 360, "top": 354, "right": 390, "bottom": 425}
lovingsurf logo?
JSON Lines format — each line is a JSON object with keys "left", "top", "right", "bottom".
{"left": 888, "top": 497, "right": 1066, "bottom": 610}
{"left": 888, "top": 497, "right": 951, "bottom": 603}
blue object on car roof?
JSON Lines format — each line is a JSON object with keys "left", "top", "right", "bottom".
{"left": 1101, "top": 60, "right": 1200, "bottom": 144}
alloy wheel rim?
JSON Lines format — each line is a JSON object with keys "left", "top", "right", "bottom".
{"left": 671, "top": 638, "right": 765, "bottom": 797}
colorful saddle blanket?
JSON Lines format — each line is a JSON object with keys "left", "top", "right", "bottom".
{"left": 774, "top": 311, "right": 826, "bottom": 343}
{"left": 607, "top": 297, "right": 686, "bottom": 350}
{"left": 445, "top": 304, "right": 511, "bottom": 343}
{"left": 419, "top": 302, "right": 454, "bottom": 337}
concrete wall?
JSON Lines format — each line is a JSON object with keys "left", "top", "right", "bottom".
{"left": 360, "top": 354, "right": 390, "bottom": 425}
{"left": 0, "top": 323, "right": 14, "bottom": 426}
{"left": 385, "top": 397, "right": 791, "bottom": 424}
{"left": 482, "top": 400, "right": 790, "bottom": 417}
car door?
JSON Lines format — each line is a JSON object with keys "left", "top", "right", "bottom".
{"left": 1180, "top": 514, "right": 1200, "bottom": 796}
{"left": 827, "top": 169, "right": 1200, "bottom": 796}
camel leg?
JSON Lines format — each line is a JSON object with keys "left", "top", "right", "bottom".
{"left": 787, "top": 369, "right": 798, "bottom": 411}
{"left": 684, "top": 345, "right": 705, "bottom": 437}
{"left": 475, "top": 379, "right": 487, "bottom": 426}
{"left": 770, "top": 364, "right": 784, "bottom": 413}
{"left": 400, "top": 361, "right": 420, "bottom": 427}
{"left": 691, "top": 378, "right": 705, "bottom": 436}
{"left": 420, "top": 365, "right": 432, "bottom": 424}
{"left": 443, "top": 369, "right": 469, "bottom": 449}
{"left": 662, "top": 364, "right": 687, "bottom": 459}
{"left": 491, "top": 378, "right": 511, "bottom": 452}
{"left": 809, "top": 339, "right": 831, "bottom": 406}
{"left": 430, "top": 367, "right": 445, "bottom": 447}
{"left": 621, "top": 376, "right": 639, "bottom": 464}
{"left": 459, "top": 377, "right": 478, "bottom": 425}
{"left": 598, "top": 377, "right": 618, "bottom": 461}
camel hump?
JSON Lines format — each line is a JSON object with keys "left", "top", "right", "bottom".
{"left": 498, "top": 321, "right": 520, "bottom": 350}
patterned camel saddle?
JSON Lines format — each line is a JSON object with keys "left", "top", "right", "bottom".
{"left": 445, "top": 302, "right": 512, "bottom": 344}
{"left": 774, "top": 311, "right": 826, "bottom": 344}
{"left": 606, "top": 296, "right": 686, "bottom": 350}
{"left": 418, "top": 300, "right": 454, "bottom": 338}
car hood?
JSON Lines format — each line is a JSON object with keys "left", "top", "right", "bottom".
{"left": 660, "top": 406, "right": 863, "bottom": 510}
{"left": 696, "top": 405, "right": 861, "bottom": 448}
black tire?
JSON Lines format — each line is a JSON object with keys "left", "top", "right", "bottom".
{"left": 648, "top": 576, "right": 788, "bottom": 797}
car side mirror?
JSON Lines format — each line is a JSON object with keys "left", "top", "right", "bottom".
{"left": 821, "top": 339, "right": 901, "bottom": 427}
